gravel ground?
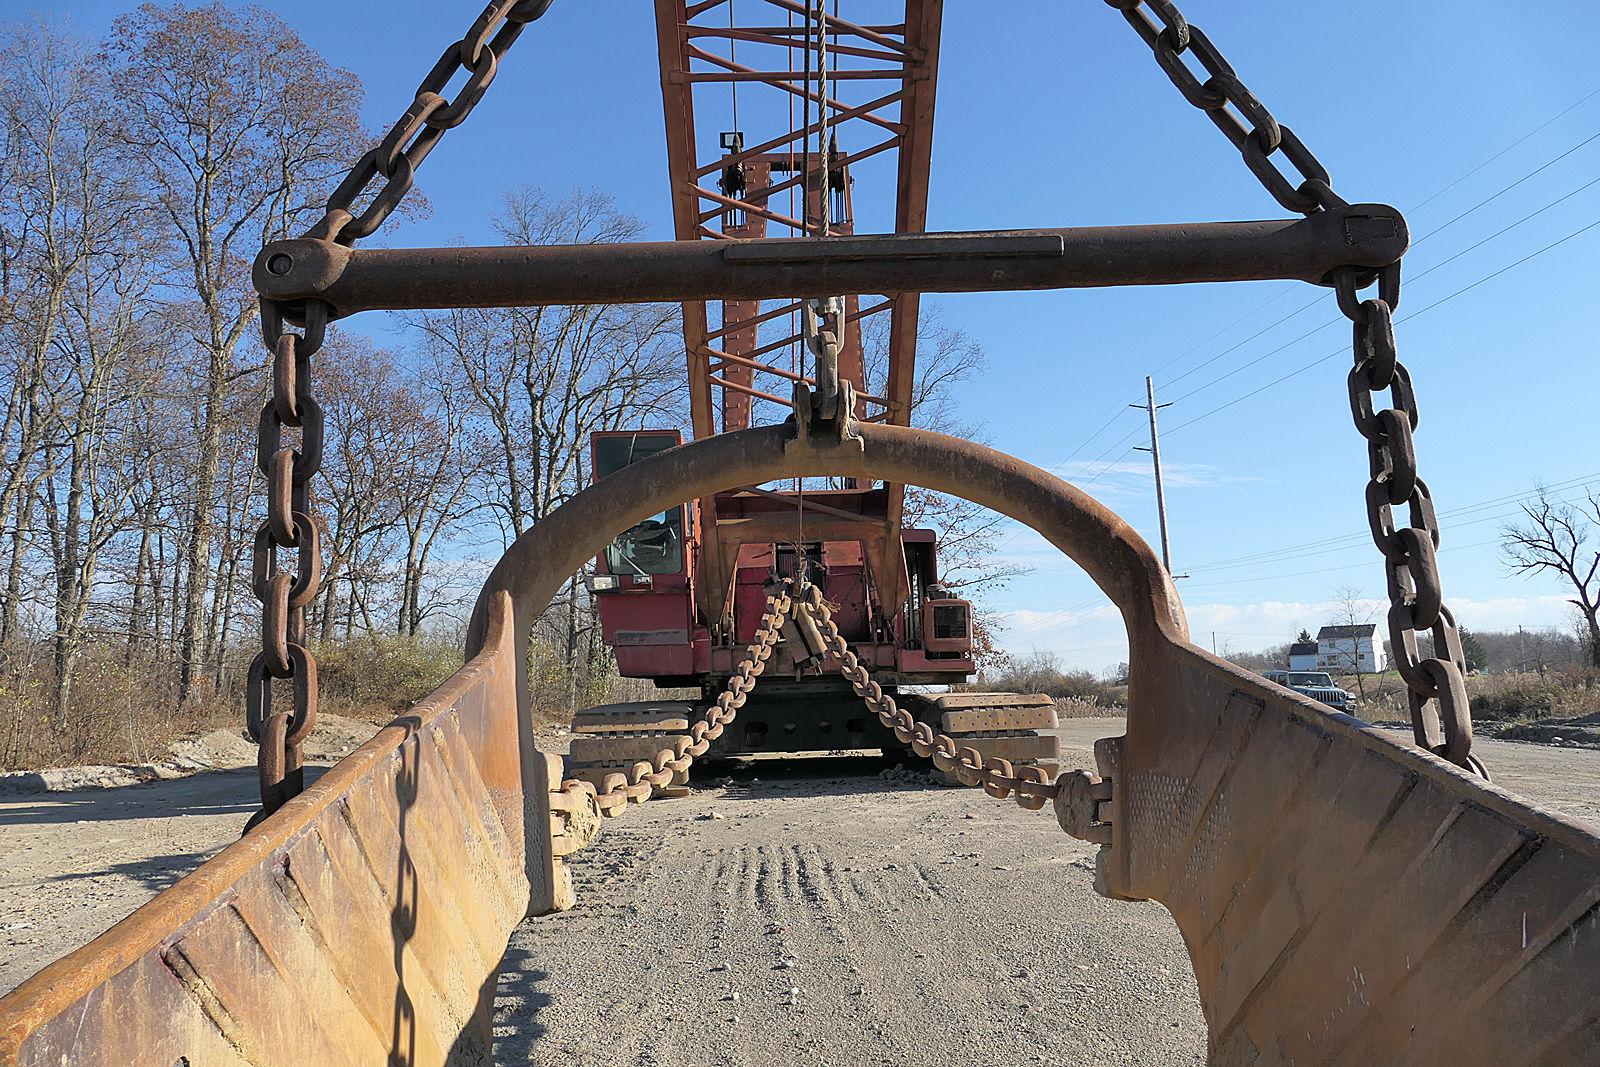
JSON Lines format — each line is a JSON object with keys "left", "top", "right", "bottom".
{"left": 496, "top": 743, "right": 1205, "bottom": 1066}
{"left": 2, "top": 718, "right": 1597, "bottom": 1065}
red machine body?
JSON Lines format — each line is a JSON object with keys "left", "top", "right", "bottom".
{"left": 590, "top": 429, "right": 976, "bottom": 704}
{"left": 567, "top": 5, "right": 1032, "bottom": 760}
{"left": 564, "top": 5, "right": 1056, "bottom": 771}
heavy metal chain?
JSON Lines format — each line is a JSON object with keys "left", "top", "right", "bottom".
{"left": 1102, "top": 0, "right": 1340, "bottom": 217}
{"left": 1104, "top": 0, "right": 1483, "bottom": 775}
{"left": 247, "top": 1, "right": 556, "bottom": 822}
{"left": 246, "top": 301, "right": 329, "bottom": 826}
{"left": 800, "top": 586, "right": 1049, "bottom": 810}
{"left": 801, "top": 1, "right": 843, "bottom": 413}
{"left": 798, "top": 585, "right": 1112, "bottom": 843}
{"left": 560, "top": 584, "right": 793, "bottom": 819}
{"left": 556, "top": 580, "right": 1114, "bottom": 846}
{"left": 1338, "top": 272, "right": 1485, "bottom": 776}
{"left": 307, "top": 0, "right": 555, "bottom": 246}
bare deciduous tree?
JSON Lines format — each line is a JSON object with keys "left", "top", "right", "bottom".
{"left": 105, "top": 1, "right": 366, "bottom": 701}
{"left": 864, "top": 307, "right": 1027, "bottom": 602}
{"left": 414, "top": 187, "right": 683, "bottom": 541}
{"left": 1501, "top": 487, "right": 1600, "bottom": 668}
{"left": 1326, "top": 585, "right": 1379, "bottom": 697}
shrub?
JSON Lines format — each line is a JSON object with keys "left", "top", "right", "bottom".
{"left": 0, "top": 641, "right": 231, "bottom": 770}
{"left": 313, "top": 635, "right": 464, "bottom": 720}
{"left": 1466, "top": 670, "right": 1600, "bottom": 723}
{"left": 1469, "top": 675, "right": 1562, "bottom": 722}
{"left": 981, "top": 650, "right": 1125, "bottom": 708}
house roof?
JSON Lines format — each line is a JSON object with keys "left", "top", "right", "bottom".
{"left": 1289, "top": 642, "right": 1318, "bottom": 656}
{"left": 1317, "top": 624, "right": 1378, "bottom": 639}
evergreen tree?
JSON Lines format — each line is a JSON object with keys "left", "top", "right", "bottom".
{"left": 1458, "top": 626, "right": 1488, "bottom": 673}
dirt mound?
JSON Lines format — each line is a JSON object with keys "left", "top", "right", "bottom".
{"left": 1488, "top": 718, "right": 1600, "bottom": 748}
{"left": 0, "top": 713, "right": 381, "bottom": 794}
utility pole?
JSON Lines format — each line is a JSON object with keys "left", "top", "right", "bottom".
{"left": 1133, "top": 375, "right": 1175, "bottom": 573}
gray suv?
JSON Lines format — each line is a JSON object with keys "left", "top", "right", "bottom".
{"left": 1263, "top": 670, "right": 1357, "bottom": 713}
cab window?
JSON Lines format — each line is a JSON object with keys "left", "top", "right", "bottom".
{"left": 593, "top": 432, "right": 685, "bottom": 576}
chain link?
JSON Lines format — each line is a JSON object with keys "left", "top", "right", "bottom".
{"left": 304, "top": 0, "right": 555, "bottom": 246}
{"left": 562, "top": 584, "right": 793, "bottom": 819}
{"left": 1336, "top": 267, "right": 1486, "bottom": 777}
{"left": 1102, "top": 0, "right": 1342, "bottom": 216}
{"left": 551, "top": 579, "right": 1113, "bottom": 845}
{"left": 798, "top": 584, "right": 1063, "bottom": 812}
{"left": 1106, "top": 0, "right": 1484, "bottom": 776}
{"left": 247, "top": 2, "right": 556, "bottom": 825}
{"left": 245, "top": 301, "right": 330, "bottom": 827}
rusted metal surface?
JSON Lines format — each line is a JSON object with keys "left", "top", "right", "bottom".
{"left": 304, "top": 0, "right": 555, "bottom": 246}
{"left": 253, "top": 208, "right": 1409, "bottom": 318}
{"left": 1104, "top": 0, "right": 1482, "bottom": 776}
{"left": 5, "top": 425, "right": 1599, "bottom": 1062}
{"left": 1109, "top": 642, "right": 1600, "bottom": 1063}
{"left": 8, "top": 0, "right": 1565, "bottom": 1058}
{"left": 559, "top": 572, "right": 1063, "bottom": 821}
{"left": 243, "top": 0, "right": 562, "bottom": 822}
{"left": 248, "top": 299, "right": 329, "bottom": 822}
{"left": 561, "top": 587, "right": 792, "bottom": 818}
{"left": 1336, "top": 270, "right": 1484, "bottom": 773}
{"left": 468, "top": 422, "right": 1600, "bottom": 1062}
{"left": 0, "top": 591, "right": 579, "bottom": 1067}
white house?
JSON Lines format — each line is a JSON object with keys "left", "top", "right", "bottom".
{"left": 1288, "top": 641, "right": 1319, "bottom": 671}
{"left": 1316, "top": 623, "right": 1386, "bottom": 674}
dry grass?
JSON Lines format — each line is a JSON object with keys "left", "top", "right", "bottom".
{"left": 0, "top": 644, "right": 235, "bottom": 770}
{"left": 1, "top": 633, "right": 687, "bottom": 772}
{"left": 1053, "top": 695, "right": 1125, "bottom": 718}
{"left": 1330, "top": 667, "right": 1600, "bottom": 730}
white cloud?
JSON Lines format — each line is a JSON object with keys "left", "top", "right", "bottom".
{"left": 1443, "top": 595, "right": 1575, "bottom": 631}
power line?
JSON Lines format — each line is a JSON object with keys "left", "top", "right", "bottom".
{"left": 992, "top": 95, "right": 1600, "bottom": 557}
{"left": 1000, "top": 476, "right": 1595, "bottom": 644}
{"left": 1002, "top": 193, "right": 1600, "bottom": 560}
{"left": 1167, "top": 153, "right": 1600, "bottom": 409}
{"left": 1178, "top": 538, "right": 1500, "bottom": 590}
{"left": 1186, "top": 471, "right": 1600, "bottom": 573}
{"left": 1163, "top": 212, "right": 1600, "bottom": 436}
{"left": 1011, "top": 211, "right": 1600, "bottom": 633}
{"left": 1407, "top": 172, "right": 1600, "bottom": 285}
{"left": 1411, "top": 129, "right": 1600, "bottom": 248}
{"left": 997, "top": 591, "right": 1122, "bottom": 641}
{"left": 1407, "top": 86, "right": 1600, "bottom": 213}
{"left": 1037, "top": 285, "right": 1304, "bottom": 472}
{"left": 1000, "top": 604, "right": 1122, "bottom": 644}
{"left": 1065, "top": 97, "right": 1600, "bottom": 442}
{"left": 1182, "top": 489, "right": 1593, "bottom": 586}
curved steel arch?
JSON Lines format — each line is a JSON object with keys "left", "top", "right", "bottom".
{"left": 470, "top": 422, "right": 1600, "bottom": 1064}
{"left": 465, "top": 421, "right": 1185, "bottom": 719}
{"left": 6, "top": 423, "right": 1598, "bottom": 1064}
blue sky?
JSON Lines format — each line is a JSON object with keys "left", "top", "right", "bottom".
{"left": 41, "top": 1, "right": 1600, "bottom": 669}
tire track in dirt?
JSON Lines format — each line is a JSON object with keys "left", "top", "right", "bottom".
{"left": 496, "top": 762, "right": 1207, "bottom": 1065}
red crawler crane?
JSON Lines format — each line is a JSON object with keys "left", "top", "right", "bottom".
{"left": 567, "top": 2, "right": 1059, "bottom": 785}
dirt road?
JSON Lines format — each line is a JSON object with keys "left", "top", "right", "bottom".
{"left": 3, "top": 719, "right": 1596, "bottom": 1064}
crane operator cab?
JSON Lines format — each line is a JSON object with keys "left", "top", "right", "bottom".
{"left": 591, "top": 430, "right": 686, "bottom": 585}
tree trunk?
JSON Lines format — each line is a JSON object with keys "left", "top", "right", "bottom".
{"left": 126, "top": 511, "right": 153, "bottom": 667}
{"left": 1, "top": 487, "right": 31, "bottom": 653}
{"left": 178, "top": 356, "right": 227, "bottom": 704}
{"left": 213, "top": 546, "right": 240, "bottom": 695}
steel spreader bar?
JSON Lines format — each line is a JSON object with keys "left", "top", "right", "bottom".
{"left": 255, "top": 204, "right": 1407, "bottom": 318}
